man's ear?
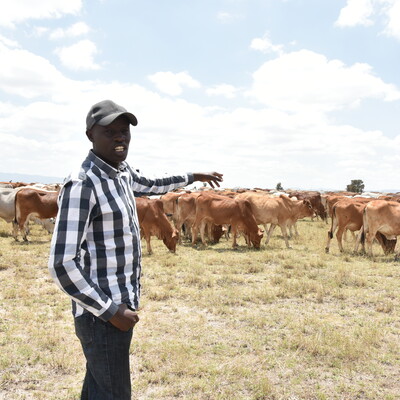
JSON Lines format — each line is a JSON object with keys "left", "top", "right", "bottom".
{"left": 86, "top": 129, "right": 94, "bottom": 142}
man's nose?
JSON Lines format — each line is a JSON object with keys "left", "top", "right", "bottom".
{"left": 114, "top": 132, "right": 127, "bottom": 141}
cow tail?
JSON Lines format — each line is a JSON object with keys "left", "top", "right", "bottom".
{"left": 14, "top": 191, "right": 19, "bottom": 225}
{"left": 360, "top": 207, "right": 368, "bottom": 245}
{"left": 328, "top": 205, "right": 335, "bottom": 239}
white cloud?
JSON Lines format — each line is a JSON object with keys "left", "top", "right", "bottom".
{"left": 0, "top": 38, "right": 75, "bottom": 98}
{"left": 336, "top": 0, "right": 400, "bottom": 42}
{"left": 54, "top": 40, "right": 100, "bottom": 71}
{"left": 1, "top": 63, "right": 400, "bottom": 190}
{"left": 32, "top": 26, "right": 50, "bottom": 37}
{"left": 250, "top": 34, "right": 284, "bottom": 55}
{"left": 247, "top": 49, "right": 400, "bottom": 113}
{"left": 206, "top": 84, "right": 238, "bottom": 99}
{"left": 335, "top": 0, "right": 375, "bottom": 27}
{"left": 0, "top": 0, "right": 83, "bottom": 28}
{"left": 148, "top": 71, "right": 201, "bottom": 96}
{"left": 382, "top": 0, "right": 400, "bottom": 40}
{"left": 217, "top": 12, "right": 241, "bottom": 23}
{"left": 0, "top": 34, "right": 20, "bottom": 49}
{"left": 49, "top": 22, "right": 90, "bottom": 40}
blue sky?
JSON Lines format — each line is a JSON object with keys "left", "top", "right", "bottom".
{"left": 0, "top": 0, "right": 399, "bottom": 191}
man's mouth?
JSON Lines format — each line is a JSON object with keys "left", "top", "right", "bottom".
{"left": 115, "top": 146, "right": 125, "bottom": 152}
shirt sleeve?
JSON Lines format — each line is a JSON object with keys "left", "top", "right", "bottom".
{"left": 48, "top": 178, "right": 119, "bottom": 321}
{"left": 128, "top": 166, "right": 194, "bottom": 196}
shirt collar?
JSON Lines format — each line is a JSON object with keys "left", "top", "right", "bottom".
{"left": 87, "top": 150, "right": 128, "bottom": 179}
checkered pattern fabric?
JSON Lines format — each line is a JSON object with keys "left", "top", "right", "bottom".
{"left": 48, "top": 151, "right": 193, "bottom": 320}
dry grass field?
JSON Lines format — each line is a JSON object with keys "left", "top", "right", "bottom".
{"left": 0, "top": 216, "right": 399, "bottom": 400}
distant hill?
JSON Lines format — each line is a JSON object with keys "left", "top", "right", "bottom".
{"left": 0, "top": 172, "right": 64, "bottom": 184}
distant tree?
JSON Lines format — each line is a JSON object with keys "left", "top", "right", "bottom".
{"left": 346, "top": 179, "right": 364, "bottom": 193}
{"left": 276, "top": 182, "right": 283, "bottom": 191}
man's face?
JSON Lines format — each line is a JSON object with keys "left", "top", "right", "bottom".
{"left": 86, "top": 115, "right": 131, "bottom": 168}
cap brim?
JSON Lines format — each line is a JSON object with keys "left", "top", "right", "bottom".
{"left": 98, "top": 112, "right": 138, "bottom": 127}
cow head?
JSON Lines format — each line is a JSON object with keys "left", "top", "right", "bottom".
{"left": 375, "top": 232, "right": 397, "bottom": 255}
{"left": 318, "top": 207, "right": 328, "bottom": 221}
{"left": 163, "top": 228, "right": 179, "bottom": 253}
{"left": 302, "top": 199, "right": 316, "bottom": 218}
{"left": 250, "top": 228, "right": 264, "bottom": 249}
{"left": 212, "top": 224, "right": 224, "bottom": 243}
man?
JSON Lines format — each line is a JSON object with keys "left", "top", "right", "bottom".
{"left": 48, "top": 99, "right": 223, "bottom": 400}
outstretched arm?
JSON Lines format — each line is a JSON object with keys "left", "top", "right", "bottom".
{"left": 192, "top": 172, "right": 223, "bottom": 188}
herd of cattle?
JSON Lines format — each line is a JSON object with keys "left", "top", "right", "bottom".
{"left": 1, "top": 180, "right": 400, "bottom": 258}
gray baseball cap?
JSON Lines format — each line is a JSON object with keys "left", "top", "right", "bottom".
{"left": 86, "top": 99, "right": 138, "bottom": 130}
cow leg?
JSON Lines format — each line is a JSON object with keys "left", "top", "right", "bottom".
{"left": 12, "top": 220, "right": 19, "bottom": 241}
{"left": 325, "top": 230, "right": 332, "bottom": 253}
{"left": 240, "top": 229, "right": 251, "bottom": 247}
{"left": 206, "top": 222, "right": 213, "bottom": 242}
{"left": 199, "top": 221, "right": 207, "bottom": 246}
{"left": 224, "top": 224, "right": 230, "bottom": 240}
{"left": 184, "top": 222, "right": 192, "bottom": 241}
{"left": 365, "top": 231, "right": 375, "bottom": 256}
{"left": 246, "top": 233, "right": 251, "bottom": 248}
{"left": 143, "top": 230, "right": 152, "bottom": 254}
{"left": 336, "top": 227, "right": 346, "bottom": 252}
{"left": 290, "top": 222, "right": 299, "bottom": 237}
{"left": 325, "top": 210, "right": 338, "bottom": 253}
{"left": 191, "top": 219, "right": 203, "bottom": 246}
{"left": 20, "top": 219, "right": 29, "bottom": 242}
{"left": 280, "top": 225, "right": 291, "bottom": 248}
{"left": 354, "top": 229, "right": 364, "bottom": 253}
{"left": 265, "top": 224, "right": 276, "bottom": 245}
{"left": 191, "top": 225, "right": 197, "bottom": 245}
{"left": 176, "top": 222, "right": 183, "bottom": 244}
{"left": 146, "top": 237, "right": 152, "bottom": 254}
{"left": 231, "top": 226, "right": 238, "bottom": 248}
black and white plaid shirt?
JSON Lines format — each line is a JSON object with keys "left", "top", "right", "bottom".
{"left": 48, "top": 151, "right": 193, "bottom": 321}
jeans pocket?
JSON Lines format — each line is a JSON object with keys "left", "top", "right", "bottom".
{"left": 74, "top": 313, "right": 94, "bottom": 345}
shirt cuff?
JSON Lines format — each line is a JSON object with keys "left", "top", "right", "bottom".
{"left": 98, "top": 301, "right": 120, "bottom": 322}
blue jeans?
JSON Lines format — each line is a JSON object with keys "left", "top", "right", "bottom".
{"left": 74, "top": 313, "right": 134, "bottom": 400}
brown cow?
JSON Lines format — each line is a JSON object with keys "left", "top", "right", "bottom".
{"left": 362, "top": 200, "right": 400, "bottom": 257}
{"left": 174, "top": 192, "right": 225, "bottom": 244}
{"left": 323, "top": 195, "right": 372, "bottom": 219}
{"left": 174, "top": 192, "right": 200, "bottom": 242}
{"left": 135, "top": 197, "right": 179, "bottom": 254}
{"left": 191, "top": 192, "right": 263, "bottom": 249}
{"left": 325, "top": 199, "right": 367, "bottom": 253}
{"left": 14, "top": 188, "right": 59, "bottom": 241}
{"left": 237, "top": 193, "right": 314, "bottom": 248}
{"left": 289, "top": 191, "right": 327, "bottom": 221}
{"left": 160, "top": 191, "right": 185, "bottom": 219}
